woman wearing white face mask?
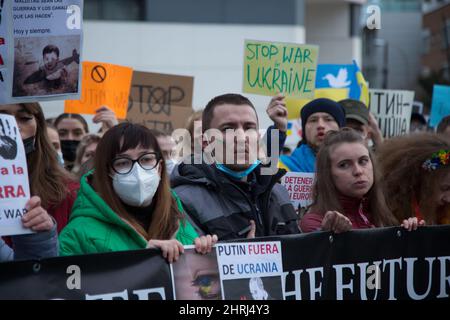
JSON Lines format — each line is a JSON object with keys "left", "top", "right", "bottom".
{"left": 59, "top": 123, "right": 217, "bottom": 263}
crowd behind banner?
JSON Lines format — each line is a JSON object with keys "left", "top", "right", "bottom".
{"left": 1, "top": 226, "right": 449, "bottom": 300}
{"left": 1, "top": 2, "right": 450, "bottom": 301}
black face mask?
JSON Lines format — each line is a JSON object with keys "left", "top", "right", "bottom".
{"left": 22, "top": 136, "right": 36, "bottom": 155}
{"left": 61, "top": 140, "right": 80, "bottom": 162}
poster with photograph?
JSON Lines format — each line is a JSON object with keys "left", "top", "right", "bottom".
{"left": 0, "top": 0, "right": 83, "bottom": 104}
{"left": 0, "top": 114, "right": 32, "bottom": 236}
{"left": 170, "top": 246, "right": 222, "bottom": 300}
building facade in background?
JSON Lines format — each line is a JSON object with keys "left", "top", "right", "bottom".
{"left": 422, "top": 0, "right": 450, "bottom": 80}
{"left": 42, "top": 0, "right": 367, "bottom": 130}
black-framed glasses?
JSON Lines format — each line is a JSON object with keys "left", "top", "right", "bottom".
{"left": 112, "top": 152, "right": 161, "bottom": 175}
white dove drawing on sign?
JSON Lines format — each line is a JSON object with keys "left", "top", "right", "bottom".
{"left": 322, "top": 68, "right": 351, "bottom": 88}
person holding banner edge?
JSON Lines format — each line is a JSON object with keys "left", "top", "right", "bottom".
{"left": 59, "top": 123, "right": 217, "bottom": 263}
{"left": 300, "top": 128, "right": 424, "bottom": 233}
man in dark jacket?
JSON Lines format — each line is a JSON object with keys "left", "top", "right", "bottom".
{"left": 171, "top": 93, "right": 300, "bottom": 240}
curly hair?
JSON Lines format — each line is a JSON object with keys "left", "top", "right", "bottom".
{"left": 377, "top": 133, "right": 450, "bottom": 223}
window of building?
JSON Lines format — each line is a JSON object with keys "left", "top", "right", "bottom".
{"left": 84, "top": 0, "right": 146, "bottom": 21}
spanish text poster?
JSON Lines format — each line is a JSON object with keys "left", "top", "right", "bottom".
{"left": 11, "top": 0, "right": 83, "bottom": 99}
{"left": 281, "top": 172, "right": 315, "bottom": 211}
{"left": 127, "top": 71, "right": 194, "bottom": 133}
{"left": 216, "top": 241, "right": 284, "bottom": 300}
{"left": 65, "top": 61, "right": 133, "bottom": 119}
{"left": 430, "top": 85, "right": 450, "bottom": 127}
{"left": 369, "top": 89, "right": 415, "bottom": 138}
{"left": 0, "top": 0, "right": 10, "bottom": 103}
{"left": 0, "top": 114, "right": 32, "bottom": 236}
{"left": 243, "top": 40, "right": 318, "bottom": 99}
{"left": 170, "top": 246, "right": 222, "bottom": 300}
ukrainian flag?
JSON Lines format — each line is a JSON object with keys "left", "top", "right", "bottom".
{"left": 286, "top": 61, "right": 369, "bottom": 119}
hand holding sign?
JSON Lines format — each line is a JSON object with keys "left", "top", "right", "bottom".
{"left": 321, "top": 211, "right": 352, "bottom": 234}
{"left": 266, "top": 94, "right": 288, "bottom": 132}
{"left": 93, "top": 105, "right": 119, "bottom": 133}
{"left": 22, "top": 196, "right": 54, "bottom": 232}
{"left": 194, "top": 234, "right": 218, "bottom": 255}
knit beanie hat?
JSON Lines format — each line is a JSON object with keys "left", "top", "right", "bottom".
{"left": 300, "top": 98, "right": 346, "bottom": 142}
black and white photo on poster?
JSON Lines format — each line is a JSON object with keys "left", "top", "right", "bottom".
{"left": 0, "top": 0, "right": 82, "bottom": 103}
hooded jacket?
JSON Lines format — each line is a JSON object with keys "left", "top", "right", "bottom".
{"left": 59, "top": 172, "right": 198, "bottom": 256}
{"left": 171, "top": 162, "right": 300, "bottom": 240}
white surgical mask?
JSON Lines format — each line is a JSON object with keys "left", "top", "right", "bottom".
{"left": 165, "top": 158, "right": 177, "bottom": 175}
{"left": 57, "top": 151, "right": 65, "bottom": 167}
{"left": 112, "top": 163, "right": 161, "bottom": 207}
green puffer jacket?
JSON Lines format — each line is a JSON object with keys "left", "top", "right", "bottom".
{"left": 59, "top": 172, "right": 198, "bottom": 256}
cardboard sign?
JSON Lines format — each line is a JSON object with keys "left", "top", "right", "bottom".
{"left": 243, "top": 40, "right": 318, "bottom": 99}
{"left": 430, "top": 85, "right": 450, "bottom": 127}
{"left": 0, "top": 114, "right": 32, "bottom": 236}
{"left": 65, "top": 61, "right": 133, "bottom": 119}
{"left": 127, "top": 71, "right": 194, "bottom": 133}
{"left": 369, "top": 89, "right": 415, "bottom": 138}
{"left": 281, "top": 172, "right": 315, "bottom": 210}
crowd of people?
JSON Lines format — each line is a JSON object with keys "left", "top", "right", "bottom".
{"left": 1, "top": 95, "right": 449, "bottom": 267}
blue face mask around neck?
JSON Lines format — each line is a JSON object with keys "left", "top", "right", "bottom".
{"left": 215, "top": 160, "right": 261, "bottom": 179}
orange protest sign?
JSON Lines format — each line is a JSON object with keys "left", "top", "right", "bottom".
{"left": 64, "top": 62, "right": 133, "bottom": 119}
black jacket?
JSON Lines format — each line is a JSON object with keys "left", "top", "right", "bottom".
{"left": 171, "top": 162, "right": 300, "bottom": 240}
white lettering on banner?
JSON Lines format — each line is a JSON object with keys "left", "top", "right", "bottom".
{"left": 281, "top": 256, "right": 450, "bottom": 300}
{"left": 437, "top": 256, "right": 450, "bottom": 298}
{"left": 306, "top": 267, "right": 323, "bottom": 300}
{"left": 334, "top": 264, "right": 355, "bottom": 300}
{"left": 85, "top": 288, "right": 166, "bottom": 300}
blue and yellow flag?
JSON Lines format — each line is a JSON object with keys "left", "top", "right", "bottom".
{"left": 286, "top": 61, "right": 369, "bottom": 119}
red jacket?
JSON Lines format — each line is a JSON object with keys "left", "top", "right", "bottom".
{"left": 47, "top": 180, "right": 79, "bottom": 234}
{"left": 300, "top": 196, "right": 375, "bottom": 233}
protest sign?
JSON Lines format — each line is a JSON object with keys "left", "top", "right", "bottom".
{"left": 0, "top": 0, "right": 83, "bottom": 103}
{"left": 0, "top": 114, "right": 31, "bottom": 236}
{"left": 127, "top": 71, "right": 194, "bottom": 133}
{"left": 430, "top": 85, "right": 450, "bottom": 127}
{"left": 285, "top": 61, "right": 369, "bottom": 120}
{"left": 65, "top": 61, "right": 133, "bottom": 119}
{"left": 369, "top": 89, "right": 415, "bottom": 138}
{"left": 243, "top": 40, "right": 318, "bottom": 99}
{"left": 281, "top": 172, "right": 314, "bottom": 210}
{"left": 216, "top": 241, "right": 284, "bottom": 300}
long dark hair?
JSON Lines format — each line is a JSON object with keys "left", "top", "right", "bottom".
{"left": 23, "top": 103, "right": 74, "bottom": 208}
{"left": 311, "top": 128, "right": 397, "bottom": 227}
{"left": 92, "top": 122, "right": 181, "bottom": 240}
